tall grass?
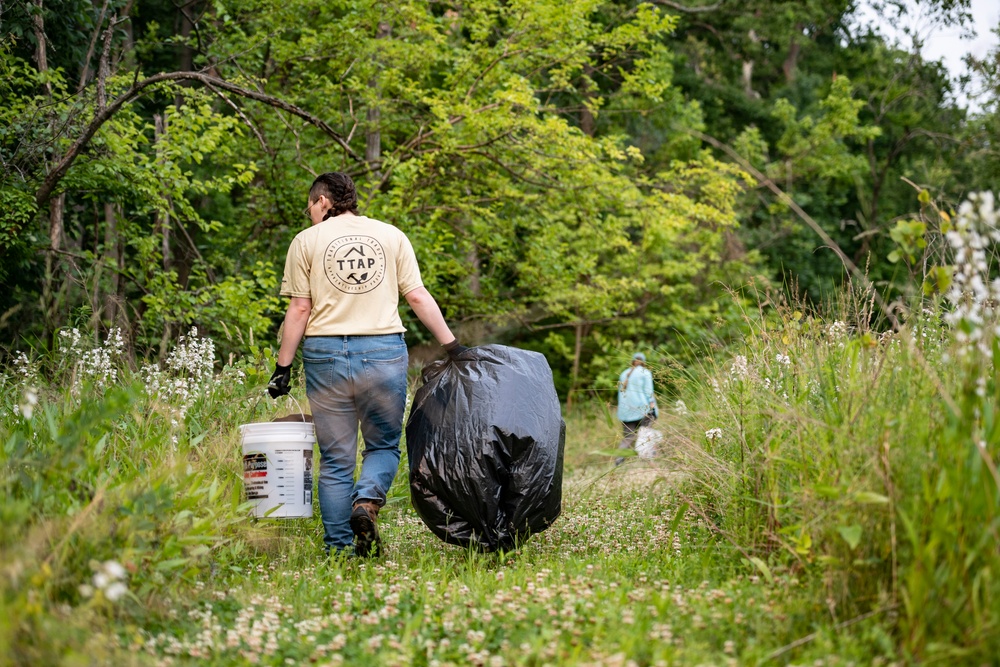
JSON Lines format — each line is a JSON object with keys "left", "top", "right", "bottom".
{"left": 1, "top": 321, "right": 897, "bottom": 667}
{"left": 652, "top": 270, "right": 1000, "bottom": 658}
{"left": 2, "top": 192, "right": 998, "bottom": 664}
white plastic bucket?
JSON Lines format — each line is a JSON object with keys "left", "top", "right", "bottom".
{"left": 240, "top": 422, "right": 316, "bottom": 518}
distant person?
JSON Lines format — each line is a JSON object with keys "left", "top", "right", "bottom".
{"left": 268, "top": 172, "right": 467, "bottom": 557}
{"left": 616, "top": 352, "right": 657, "bottom": 465}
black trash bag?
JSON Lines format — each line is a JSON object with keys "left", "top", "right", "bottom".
{"left": 405, "top": 344, "right": 565, "bottom": 551}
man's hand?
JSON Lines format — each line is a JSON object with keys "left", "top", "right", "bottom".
{"left": 268, "top": 363, "right": 292, "bottom": 399}
{"left": 443, "top": 339, "right": 469, "bottom": 360}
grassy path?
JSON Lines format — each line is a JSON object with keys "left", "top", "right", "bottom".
{"left": 136, "top": 450, "right": 883, "bottom": 667}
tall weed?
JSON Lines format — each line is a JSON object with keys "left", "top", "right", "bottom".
{"left": 0, "top": 326, "right": 274, "bottom": 664}
{"left": 658, "top": 192, "right": 1000, "bottom": 661}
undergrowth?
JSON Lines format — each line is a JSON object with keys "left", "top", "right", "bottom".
{"left": 2, "top": 193, "right": 999, "bottom": 665}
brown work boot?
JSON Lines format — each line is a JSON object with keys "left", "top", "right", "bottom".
{"left": 350, "top": 501, "right": 382, "bottom": 557}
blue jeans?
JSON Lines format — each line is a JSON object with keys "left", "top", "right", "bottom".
{"left": 302, "top": 334, "right": 408, "bottom": 551}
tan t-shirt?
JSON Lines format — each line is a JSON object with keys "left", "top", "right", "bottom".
{"left": 279, "top": 214, "right": 423, "bottom": 336}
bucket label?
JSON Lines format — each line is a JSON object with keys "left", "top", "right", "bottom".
{"left": 303, "top": 449, "right": 313, "bottom": 505}
{"left": 243, "top": 452, "right": 269, "bottom": 500}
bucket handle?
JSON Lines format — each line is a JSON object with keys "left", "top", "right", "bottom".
{"left": 283, "top": 393, "right": 308, "bottom": 422}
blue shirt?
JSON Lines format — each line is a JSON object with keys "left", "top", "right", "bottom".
{"left": 617, "top": 365, "right": 656, "bottom": 422}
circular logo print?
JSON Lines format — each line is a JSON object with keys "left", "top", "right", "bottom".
{"left": 323, "top": 235, "right": 386, "bottom": 294}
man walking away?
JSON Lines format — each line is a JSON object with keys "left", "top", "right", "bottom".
{"left": 268, "top": 172, "right": 467, "bottom": 557}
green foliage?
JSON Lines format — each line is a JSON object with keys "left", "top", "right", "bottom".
{"left": 0, "top": 327, "right": 902, "bottom": 665}
{"left": 886, "top": 218, "right": 927, "bottom": 266}
{"left": 662, "top": 285, "right": 1000, "bottom": 661}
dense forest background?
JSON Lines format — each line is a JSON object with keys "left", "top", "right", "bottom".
{"left": 2, "top": 0, "right": 998, "bottom": 400}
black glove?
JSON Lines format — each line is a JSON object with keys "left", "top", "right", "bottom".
{"left": 267, "top": 363, "right": 292, "bottom": 399}
{"left": 443, "top": 339, "right": 469, "bottom": 360}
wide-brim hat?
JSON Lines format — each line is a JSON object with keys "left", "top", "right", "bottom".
{"left": 632, "top": 352, "right": 646, "bottom": 362}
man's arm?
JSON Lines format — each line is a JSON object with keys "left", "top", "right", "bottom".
{"left": 404, "top": 287, "right": 456, "bottom": 346}
{"left": 277, "top": 297, "right": 312, "bottom": 366}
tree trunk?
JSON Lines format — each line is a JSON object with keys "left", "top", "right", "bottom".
{"left": 566, "top": 322, "right": 588, "bottom": 411}
{"left": 42, "top": 194, "right": 66, "bottom": 333}
{"left": 154, "top": 114, "right": 172, "bottom": 360}
{"left": 34, "top": 0, "right": 63, "bottom": 334}
{"left": 783, "top": 35, "right": 801, "bottom": 83}
{"left": 114, "top": 1, "right": 135, "bottom": 71}
{"left": 77, "top": 0, "right": 111, "bottom": 93}
{"left": 102, "top": 202, "right": 123, "bottom": 328}
{"left": 153, "top": 114, "right": 172, "bottom": 273}
{"left": 466, "top": 245, "right": 481, "bottom": 297}
{"left": 366, "top": 20, "right": 392, "bottom": 178}
{"left": 174, "top": 0, "right": 195, "bottom": 108}
{"left": 742, "top": 29, "right": 760, "bottom": 99}
{"left": 579, "top": 64, "right": 596, "bottom": 137}
{"left": 31, "top": 0, "right": 53, "bottom": 97}
{"left": 742, "top": 60, "right": 755, "bottom": 97}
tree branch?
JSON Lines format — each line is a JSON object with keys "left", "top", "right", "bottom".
{"left": 35, "top": 71, "right": 362, "bottom": 206}
{"left": 650, "top": 0, "right": 722, "bottom": 13}
{"left": 202, "top": 80, "right": 272, "bottom": 156}
{"left": 689, "top": 127, "right": 900, "bottom": 330}
{"left": 77, "top": 0, "right": 112, "bottom": 93}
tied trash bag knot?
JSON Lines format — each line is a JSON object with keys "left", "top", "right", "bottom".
{"left": 405, "top": 344, "right": 565, "bottom": 552}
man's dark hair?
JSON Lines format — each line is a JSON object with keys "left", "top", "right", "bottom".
{"left": 309, "top": 172, "right": 358, "bottom": 219}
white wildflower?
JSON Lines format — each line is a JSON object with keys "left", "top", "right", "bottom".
{"left": 143, "top": 328, "right": 218, "bottom": 422}
{"left": 944, "top": 192, "right": 1000, "bottom": 358}
{"left": 705, "top": 428, "right": 722, "bottom": 442}
{"left": 58, "top": 328, "right": 83, "bottom": 355}
{"left": 89, "top": 559, "right": 129, "bottom": 603}
{"left": 60, "top": 327, "right": 126, "bottom": 391}
{"left": 104, "top": 581, "right": 129, "bottom": 602}
{"left": 827, "top": 321, "right": 849, "bottom": 342}
{"left": 13, "top": 351, "right": 37, "bottom": 384}
{"left": 18, "top": 387, "right": 38, "bottom": 420}
{"left": 102, "top": 560, "right": 126, "bottom": 580}
{"left": 674, "top": 399, "right": 688, "bottom": 415}
{"left": 729, "top": 355, "right": 750, "bottom": 381}
{"left": 776, "top": 353, "right": 791, "bottom": 367}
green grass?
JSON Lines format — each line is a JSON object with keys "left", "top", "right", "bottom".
{"left": 2, "top": 301, "right": 997, "bottom": 665}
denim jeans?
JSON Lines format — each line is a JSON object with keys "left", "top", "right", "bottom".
{"left": 302, "top": 334, "right": 408, "bottom": 551}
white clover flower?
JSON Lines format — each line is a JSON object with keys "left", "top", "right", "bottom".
{"left": 705, "top": 428, "right": 722, "bottom": 442}
{"left": 776, "top": 353, "right": 791, "bottom": 367}
{"left": 674, "top": 399, "right": 688, "bottom": 415}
